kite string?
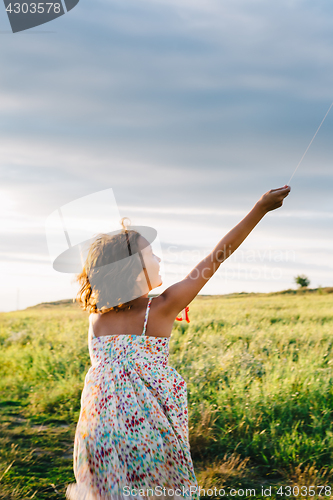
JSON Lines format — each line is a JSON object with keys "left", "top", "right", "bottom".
{"left": 287, "top": 101, "right": 333, "bottom": 185}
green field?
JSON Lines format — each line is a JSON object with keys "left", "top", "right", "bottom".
{"left": 0, "top": 288, "right": 333, "bottom": 499}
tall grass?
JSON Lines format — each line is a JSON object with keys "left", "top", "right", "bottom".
{"left": 0, "top": 290, "right": 333, "bottom": 498}
{"left": 173, "top": 292, "right": 333, "bottom": 471}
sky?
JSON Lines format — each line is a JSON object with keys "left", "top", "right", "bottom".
{"left": 0, "top": 0, "right": 332, "bottom": 311}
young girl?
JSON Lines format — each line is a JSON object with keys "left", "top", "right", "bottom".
{"left": 66, "top": 185, "right": 291, "bottom": 500}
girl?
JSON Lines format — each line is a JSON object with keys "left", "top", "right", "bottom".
{"left": 66, "top": 185, "right": 291, "bottom": 500}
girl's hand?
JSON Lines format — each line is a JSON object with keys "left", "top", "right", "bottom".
{"left": 257, "top": 185, "right": 291, "bottom": 213}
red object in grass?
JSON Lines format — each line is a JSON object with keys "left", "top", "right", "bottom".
{"left": 175, "top": 306, "right": 190, "bottom": 323}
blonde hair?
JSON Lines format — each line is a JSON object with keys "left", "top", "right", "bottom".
{"left": 75, "top": 218, "right": 143, "bottom": 314}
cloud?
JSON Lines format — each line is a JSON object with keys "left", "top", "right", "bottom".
{"left": 0, "top": 0, "right": 332, "bottom": 308}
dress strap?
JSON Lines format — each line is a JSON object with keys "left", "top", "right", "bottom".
{"left": 142, "top": 298, "right": 153, "bottom": 336}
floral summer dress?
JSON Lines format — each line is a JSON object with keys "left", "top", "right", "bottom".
{"left": 66, "top": 298, "right": 199, "bottom": 500}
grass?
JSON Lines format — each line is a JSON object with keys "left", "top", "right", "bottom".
{"left": 0, "top": 289, "right": 333, "bottom": 499}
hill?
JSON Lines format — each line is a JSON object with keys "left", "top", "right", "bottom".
{"left": 26, "top": 286, "right": 333, "bottom": 311}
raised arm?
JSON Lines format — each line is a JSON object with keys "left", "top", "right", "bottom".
{"left": 160, "top": 185, "right": 291, "bottom": 318}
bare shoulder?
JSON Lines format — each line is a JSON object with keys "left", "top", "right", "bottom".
{"left": 151, "top": 294, "right": 173, "bottom": 318}
{"left": 148, "top": 295, "right": 176, "bottom": 338}
{"left": 158, "top": 281, "right": 193, "bottom": 319}
{"left": 89, "top": 311, "right": 99, "bottom": 324}
{"left": 88, "top": 298, "right": 175, "bottom": 338}
{"left": 150, "top": 293, "right": 184, "bottom": 326}
{"left": 89, "top": 313, "right": 100, "bottom": 330}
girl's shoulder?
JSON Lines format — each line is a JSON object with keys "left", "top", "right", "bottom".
{"left": 90, "top": 296, "right": 175, "bottom": 339}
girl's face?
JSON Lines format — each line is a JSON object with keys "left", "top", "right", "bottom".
{"left": 137, "top": 236, "right": 162, "bottom": 290}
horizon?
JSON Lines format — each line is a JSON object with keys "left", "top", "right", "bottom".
{"left": 4, "top": 284, "right": 332, "bottom": 314}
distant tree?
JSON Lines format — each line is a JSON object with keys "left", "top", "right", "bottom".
{"left": 294, "top": 274, "right": 310, "bottom": 288}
